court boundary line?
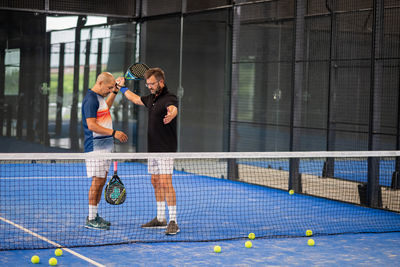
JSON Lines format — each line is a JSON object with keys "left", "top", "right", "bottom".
{"left": 0, "top": 215, "right": 105, "bottom": 267}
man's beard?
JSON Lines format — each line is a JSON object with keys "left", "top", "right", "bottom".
{"left": 152, "top": 84, "right": 162, "bottom": 95}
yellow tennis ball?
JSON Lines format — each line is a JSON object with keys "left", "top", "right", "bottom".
{"left": 55, "top": 248, "right": 63, "bottom": 256}
{"left": 248, "top": 233, "right": 255, "bottom": 240}
{"left": 306, "top": 230, "right": 313, "bottom": 236}
{"left": 49, "top": 257, "right": 57, "bottom": 266}
{"left": 245, "top": 241, "right": 252, "bottom": 248}
{"left": 31, "top": 255, "right": 40, "bottom": 264}
{"left": 214, "top": 245, "right": 221, "bottom": 253}
{"left": 289, "top": 189, "right": 294, "bottom": 195}
{"left": 308, "top": 239, "right": 315, "bottom": 246}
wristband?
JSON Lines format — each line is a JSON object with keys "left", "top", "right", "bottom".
{"left": 112, "top": 91, "right": 118, "bottom": 95}
{"left": 112, "top": 130, "right": 116, "bottom": 137}
{"left": 120, "top": 87, "right": 128, "bottom": 94}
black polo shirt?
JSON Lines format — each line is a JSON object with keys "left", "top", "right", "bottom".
{"left": 140, "top": 86, "right": 178, "bottom": 152}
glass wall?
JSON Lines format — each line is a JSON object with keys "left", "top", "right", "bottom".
{"left": 47, "top": 20, "right": 137, "bottom": 151}
{"left": 231, "top": 2, "right": 294, "bottom": 151}
{"left": 0, "top": 0, "right": 400, "bottom": 152}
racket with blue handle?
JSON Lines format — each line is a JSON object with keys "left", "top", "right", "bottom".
{"left": 105, "top": 161, "right": 126, "bottom": 205}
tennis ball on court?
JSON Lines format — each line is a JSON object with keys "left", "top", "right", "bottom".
{"left": 306, "top": 229, "right": 313, "bottom": 236}
{"left": 289, "top": 189, "right": 294, "bottom": 195}
{"left": 49, "top": 257, "right": 57, "bottom": 266}
{"left": 55, "top": 248, "right": 63, "bottom": 256}
{"left": 214, "top": 245, "right": 221, "bottom": 253}
{"left": 31, "top": 255, "right": 40, "bottom": 264}
{"left": 308, "top": 239, "right": 315, "bottom": 246}
{"left": 248, "top": 233, "right": 255, "bottom": 240}
{"left": 245, "top": 241, "right": 252, "bottom": 248}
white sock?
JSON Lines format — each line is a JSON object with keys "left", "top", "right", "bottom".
{"left": 169, "top": 206, "right": 177, "bottom": 223}
{"left": 89, "top": 205, "right": 98, "bottom": 220}
{"left": 157, "top": 202, "right": 166, "bottom": 222}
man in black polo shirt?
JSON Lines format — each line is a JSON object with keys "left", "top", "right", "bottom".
{"left": 118, "top": 67, "right": 179, "bottom": 235}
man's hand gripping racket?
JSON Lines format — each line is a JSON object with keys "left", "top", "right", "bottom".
{"left": 105, "top": 161, "right": 126, "bottom": 205}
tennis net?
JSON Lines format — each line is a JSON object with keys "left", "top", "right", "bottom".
{"left": 0, "top": 151, "right": 400, "bottom": 250}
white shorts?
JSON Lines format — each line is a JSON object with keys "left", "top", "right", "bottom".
{"left": 85, "top": 151, "right": 111, "bottom": 178}
{"left": 148, "top": 158, "right": 174, "bottom": 175}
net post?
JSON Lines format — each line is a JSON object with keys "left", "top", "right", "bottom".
{"left": 322, "top": 157, "right": 334, "bottom": 178}
{"left": 391, "top": 172, "right": 400, "bottom": 190}
{"left": 289, "top": 158, "right": 302, "bottom": 193}
{"left": 366, "top": 157, "right": 382, "bottom": 208}
{"left": 227, "top": 158, "right": 239, "bottom": 180}
{"left": 391, "top": 157, "right": 400, "bottom": 189}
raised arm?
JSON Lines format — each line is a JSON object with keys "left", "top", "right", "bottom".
{"left": 121, "top": 87, "right": 144, "bottom": 106}
{"left": 105, "top": 87, "right": 118, "bottom": 108}
{"left": 105, "top": 76, "right": 123, "bottom": 108}
{"left": 116, "top": 77, "right": 144, "bottom": 106}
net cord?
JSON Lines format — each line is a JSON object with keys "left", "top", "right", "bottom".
{"left": 0, "top": 151, "right": 399, "bottom": 160}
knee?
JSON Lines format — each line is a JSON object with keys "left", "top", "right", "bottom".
{"left": 92, "top": 177, "right": 106, "bottom": 188}
{"left": 151, "top": 176, "right": 171, "bottom": 190}
{"left": 151, "top": 175, "right": 160, "bottom": 188}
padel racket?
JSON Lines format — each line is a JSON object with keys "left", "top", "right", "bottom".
{"left": 105, "top": 161, "right": 126, "bottom": 205}
{"left": 124, "top": 63, "right": 150, "bottom": 80}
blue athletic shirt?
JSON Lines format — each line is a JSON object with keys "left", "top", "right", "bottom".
{"left": 82, "top": 89, "right": 114, "bottom": 152}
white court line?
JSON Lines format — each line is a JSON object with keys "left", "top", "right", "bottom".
{"left": 0, "top": 174, "right": 192, "bottom": 180}
{"left": 0, "top": 176, "right": 84, "bottom": 180}
{"left": 0, "top": 215, "right": 105, "bottom": 267}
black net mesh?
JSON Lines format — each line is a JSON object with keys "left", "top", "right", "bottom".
{"left": 0, "top": 152, "right": 399, "bottom": 250}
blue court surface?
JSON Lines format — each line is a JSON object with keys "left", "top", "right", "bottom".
{"left": 0, "top": 232, "right": 399, "bottom": 266}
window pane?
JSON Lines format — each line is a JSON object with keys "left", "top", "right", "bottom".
{"left": 4, "top": 49, "right": 20, "bottom": 96}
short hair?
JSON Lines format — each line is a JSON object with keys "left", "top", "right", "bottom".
{"left": 97, "top": 72, "right": 114, "bottom": 84}
{"left": 144, "top": 67, "right": 165, "bottom": 81}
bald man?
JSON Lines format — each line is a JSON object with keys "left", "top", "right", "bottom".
{"left": 82, "top": 72, "right": 128, "bottom": 230}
